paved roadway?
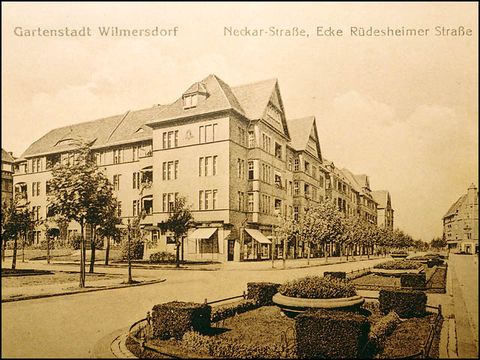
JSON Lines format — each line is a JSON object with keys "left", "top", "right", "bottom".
{"left": 449, "top": 253, "right": 478, "bottom": 358}
{"left": 2, "top": 258, "right": 387, "bottom": 358}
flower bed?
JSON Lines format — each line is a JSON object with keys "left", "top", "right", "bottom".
{"left": 126, "top": 304, "right": 442, "bottom": 359}
{"left": 278, "top": 276, "right": 356, "bottom": 299}
{"left": 374, "top": 260, "right": 422, "bottom": 270}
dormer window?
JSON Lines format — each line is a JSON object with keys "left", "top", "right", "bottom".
{"left": 183, "top": 94, "right": 198, "bottom": 109}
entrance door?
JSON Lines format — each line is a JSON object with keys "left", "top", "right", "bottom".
{"left": 228, "top": 240, "right": 235, "bottom": 261}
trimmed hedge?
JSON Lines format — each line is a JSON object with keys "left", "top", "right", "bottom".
{"left": 211, "top": 299, "right": 258, "bottom": 323}
{"left": 247, "top": 282, "right": 280, "bottom": 306}
{"left": 149, "top": 251, "right": 176, "bottom": 263}
{"left": 295, "top": 309, "right": 370, "bottom": 358}
{"left": 374, "top": 260, "right": 422, "bottom": 270}
{"left": 366, "top": 311, "right": 401, "bottom": 355}
{"left": 400, "top": 273, "right": 426, "bottom": 289}
{"left": 279, "top": 276, "right": 356, "bottom": 299}
{"left": 379, "top": 289, "right": 427, "bottom": 318}
{"left": 151, "top": 301, "right": 211, "bottom": 340}
{"left": 324, "top": 271, "right": 347, "bottom": 280}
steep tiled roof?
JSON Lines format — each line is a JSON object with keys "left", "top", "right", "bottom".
{"left": 231, "top": 78, "right": 277, "bottom": 120}
{"left": 21, "top": 105, "right": 166, "bottom": 158}
{"left": 372, "top": 190, "right": 389, "bottom": 208}
{"left": 2, "top": 148, "right": 15, "bottom": 163}
{"left": 287, "top": 116, "right": 314, "bottom": 151}
{"left": 147, "top": 75, "right": 245, "bottom": 126}
{"left": 340, "top": 168, "right": 362, "bottom": 193}
{"left": 443, "top": 194, "right": 467, "bottom": 219}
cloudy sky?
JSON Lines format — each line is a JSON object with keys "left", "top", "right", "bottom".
{"left": 2, "top": 2, "right": 477, "bottom": 241}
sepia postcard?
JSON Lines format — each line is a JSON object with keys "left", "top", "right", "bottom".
{"left": 1, "top": 2, "right": 478, "bottom": 359}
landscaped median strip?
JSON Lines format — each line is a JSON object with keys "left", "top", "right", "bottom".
{"left": 1, "top": 278, "right": 166, "bottom": 303}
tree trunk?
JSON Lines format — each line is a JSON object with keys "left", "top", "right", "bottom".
{"left": 47, "top": 235, "right": 51, "bottom": 264}
{"left": 105, "top": 236, "right": 110, "bottom": 266}
{"left": 11, "top": 236, "right": 18, "bottom": 270}
{"left": 22, "top": 234, "right": 26, "bottom": 262}
{"left": 175, "top": 238, "right": 180, "bottom": 268}
{"left": 89, "top": 225, "right": 96, "bottom": 273}
{"left": 283, "top": 237, "right": 287, "bottom": 269}
{"left": 307, "top": 242, "right": 310, "bottom": 265}
{"left": 79, "top": 223, "right": 85, "bottom": 288}
{"left": 88, "top": 227, "right": 97, "bottom": 274}
{"left": 2, "top": 239, "right": 5, "bottom": 262}
{"left": 324, "top": 243, "right": 328, "bottom": 263}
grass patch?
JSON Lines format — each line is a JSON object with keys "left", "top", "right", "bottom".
{"left": 1, "top": 268, "right": 53, "bottom": 277}
{"left": 1, "top": 270, "right": 124, "bottom": 288}
{"left": 374, "top": 260, "right": 422, "bottom": 270}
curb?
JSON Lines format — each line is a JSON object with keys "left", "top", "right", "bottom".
{"left": 92, "top": 327, "right": 136, "bottom": 358}
{"left": 2, "top": 278, "right": 166, "bottom": 303}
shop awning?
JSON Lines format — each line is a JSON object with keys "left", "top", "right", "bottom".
{"left": 245, "top": 229, "right": 272, "bottom": 244}
{"left": 190, "top": 228, "right": 217, "bottom": 239}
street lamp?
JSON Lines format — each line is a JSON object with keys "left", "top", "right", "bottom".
{"left": 116, "top": 219, "right": 133, "bottom": 284}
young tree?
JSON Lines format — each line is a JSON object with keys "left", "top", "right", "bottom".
{"left": 164, "top": 196, "right": 193, "bottom": 268}
{"left": 48, "top": 140, "right": 107, "bottom": 287}
{"left": 297, "top": 201, "right": 344, "bottom": 264}
{"left": 2, "top": 201, "right": 34, "bottom": 269}
{"left": 85, "top": 172, "right": 117, "bottom": 273}
{"left": 430, "top": 237, "right": 447, "bottom": 250}
{"left": 274, "top": 213, "right": 298, "bottom": 269}
{"left": 96, "top": 202, "right": 121, "bottom": 266}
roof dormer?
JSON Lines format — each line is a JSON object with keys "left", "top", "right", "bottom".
{"left": 182, "top": 81, "right": 208, "bottom": 110}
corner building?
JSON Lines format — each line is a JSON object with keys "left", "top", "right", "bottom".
{"left": 14, "top": 74, "right": 389, "bottom": 262}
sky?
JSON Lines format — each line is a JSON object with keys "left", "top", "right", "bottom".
{"left": 2, "top": 2, "right": 478, "bottom": 241}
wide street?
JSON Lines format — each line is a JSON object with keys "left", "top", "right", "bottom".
{"left": 2, "top": 257, "right": 387, "bottom": 358}
{"left": 449, "top": 253, "right": 478, "bottom": 357}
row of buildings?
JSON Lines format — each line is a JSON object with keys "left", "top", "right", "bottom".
{"left": 442, "top": 184, "right": 478, "bottom": 254}
{"left": 4, "top": 74, "right": 395, "bottom": 262}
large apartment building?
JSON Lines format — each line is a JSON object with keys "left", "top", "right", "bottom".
{"left": 13, "top": 74, "right": 392, "bottom": 262}
{"left": 372, "top": 190, "right": 394, "bottom": 230}
{"left": 443, "top": 184, "right": 478, "bottom": 254}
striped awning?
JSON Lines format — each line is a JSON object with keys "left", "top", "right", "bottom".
{"left": 245, "top": 229, "right": 271, "bottom": 244}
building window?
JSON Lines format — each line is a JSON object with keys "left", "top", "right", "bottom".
{"left": 304, "top": 183, "right": 311, "bottom": 198}
{"left": 32, "top": 182, "right": 41, "bottom": 197}
{"left": 275, "top": 143, "right": 282, "bottom": 159}
{"left": 238, "top": 127, "right": 246, "bottom": 146}
{"left": 238, "top": 191, "right": 245, "bottom": 211}
{"left": 113, "top": 175, "right": 121, "bottom": 190}
{"left": 113, "top": 149, "right": 123, "bottom": 164}
{"left": 199, "top": 189, "right": 218, "bottom": 210}
{"left": 262, "top": 133, "right": 271, "bottom": 153}
{"left": 163, "top": 130, "right": 179, "bottom": 149}
{"left": 162, "top": 161, "right": 179, "bottom": 180}
{"left": 132, "top": 146, "right": 140, "bottom": 161}
{"left": 319, "top": 176, "right": 324, "bottom": 188}
{"left": 294, "top": 158, "right": 300, "bottom": 171}
{"left": 117, "top": 202, "right": 122, "bottom": 217}
{"left": 312, "top": 166, "right": 317, "bottom": 179}
{"left": 199, "top": 124, "right": 217, "bottom": 144}
{"left": 199, "top": 156, "right": 217, "bottom": 177}
{"left": 294, "top": 181, "right": 299, "bottom": 196}
{"left": 183, "top": 94, "right": 198, "bottom": 109}
{"left": 304, "top": 161, "right": 310, "bottom": 174}
{"left": 274, "top": 172, "right": 282, "bottom": 188}
{"left": 133, "top": 200, "right": 140, "bottom": 217}
{"left": 248, "top": 193, "right": 254, "bottom": 212}
{"left": 237, "top": 159, "right": 245, "bottom": 179}
{"left": 274, "top": 199, "right": 282, "bottom": 215}
{"left": 132, "top": 172, "right": 140, "bottom": 189}
{"left": 294, "top": 206, "right": 299, "bottom": 221}
{"left": 248, "top": 131, "right": 255, "bottom": 148}
{"left": 288, "top": 158, "right": 292, "bottom": 171}
{"left": 248, "top": 161, "right": 254, "bottom": 180}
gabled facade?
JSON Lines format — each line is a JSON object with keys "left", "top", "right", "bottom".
{"left": 372, "top": 190, "right": 394, "bottom": 230}
{"left": 12, "top": 74, "right": 388, "bottom": 262}
{"left": 443, "top": 184, "right": 478, "bottom": 254}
